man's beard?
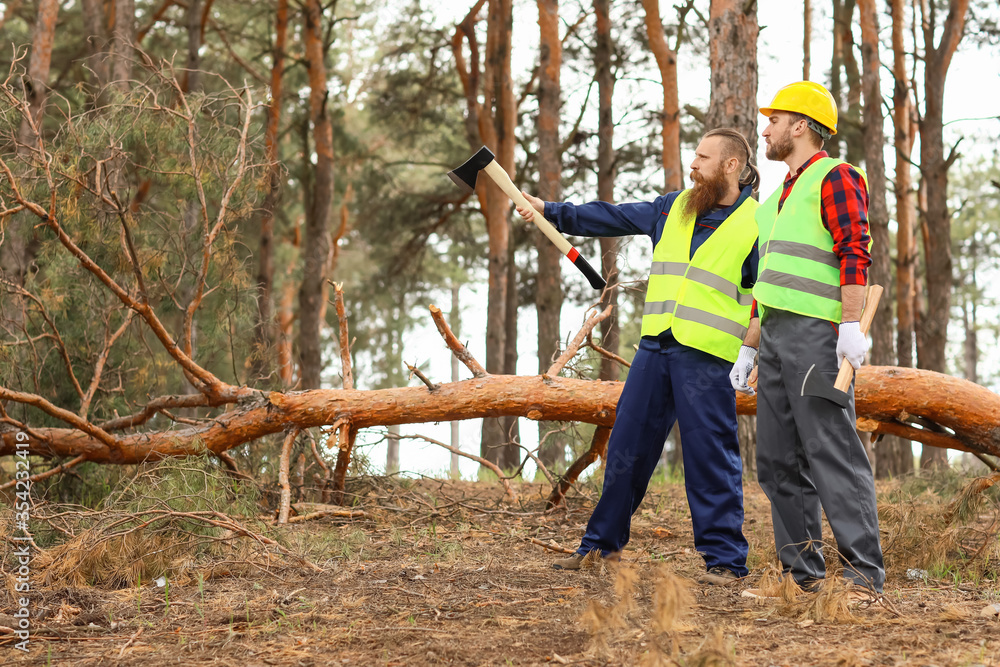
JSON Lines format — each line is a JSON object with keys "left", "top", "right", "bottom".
{"left": 683, "top": 165, "right": 729, "bottom": 220}
{"left": 765, "top": 128, "right": 794, "bottom": 161}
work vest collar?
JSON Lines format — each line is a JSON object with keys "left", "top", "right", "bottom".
{"left": 784, "top": 150, "right": 830, "bottom": 187}
{"left": 701, "top": 183, "right": 755, "bottom": 223}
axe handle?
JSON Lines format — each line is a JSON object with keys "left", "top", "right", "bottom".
{"left": 482, "top": 161, "right": 607, "bottom": 291}
{"left": 833, "top": 283, "right": 883, "bottom": 392}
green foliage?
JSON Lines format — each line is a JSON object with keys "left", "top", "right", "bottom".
{"left": 102, "top": 457, "right": 261, "bottom": 518}
{"left": 0, "top": 62, "right": 267, "bottom": 424}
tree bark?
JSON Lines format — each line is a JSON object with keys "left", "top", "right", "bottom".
{"left": 707, "top": 0, "right": 758, "bottom": 474}
{"left": 478, "top": 0, "right": 518, "bottom": 469}
{"left": 298, "top": 0, "right": 335, "bottom": 390}
{"left": 80, "top": 0, "right": 109, "bottom": 92}
{"left": 916, "top": 0, "right": 969, "bottom": 470}
{"left": 451, "top": 0, "right": 518, "bottom": 469}
{"left": 803, "top": 0, "right": 812, "bottom": 80}
{"left": 7, "top": 367, "right": 999, "bottom": 465}
{"left": 17, "top": 0, "right": 59, "bottom": 151}
{"left": 840, "top": 0, "right": 864, "bottom": 165}
{"left": 963, "top": 296, "right": 978, "bottom": 385}
{"left": 875, "top": 0, "right": 919, "bottom": 477}
{"left": 4, "top": 0, "right": 58, "bottom": 297}
{"left": 450, "top": 283, "right": 462, "bottom": 477}
{"left": 184, "top": 0, "right": 203, "bottom": 93}
{"left": 594, "top": 0, "right": 620, "bottom": 384}
{"left": 251, "top": 0, "right": 288, "bottom": 383}
{"left": 641, "top": 0, "right": 685, "bottom": 192}
{"left": 535, "top": 0, "right": 566, "bottom": 470}
{"left": 829, "top": 0, "right": 844, "bottom": 159}
{"left": 891, "top": 0, "right": 916, "bottom": 372}
{"left": 110, "top": 0, "right": 135, "bottom": 90}
{"left": 501, "top": 233, "right": 520, "bottom": 459}
{"left": 706, "top": 0, "right": 759, "bottom": 156}
{"left": 859, "top": 0, "right": 908, "bottom": 478}
{"left": 386, "top": 424, "right": 400, "bottom": 474}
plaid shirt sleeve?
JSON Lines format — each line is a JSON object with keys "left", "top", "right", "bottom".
{"left": 820, "top": 164, "right": 871, "bottom": 286}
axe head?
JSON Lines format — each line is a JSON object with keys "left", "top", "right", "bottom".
{"left": 800, "top": 364, "right": 850, "bottom": 408}
{"left": 448, "top": 146, "right": 495, "bottom": 192}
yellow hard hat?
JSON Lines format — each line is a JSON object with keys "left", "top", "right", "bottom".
{"left": 759, "top": 81, "right": 838, "bottom": 136}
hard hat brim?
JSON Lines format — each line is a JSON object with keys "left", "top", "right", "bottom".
{"left": 757, "top": 106, "right": 838, "bottom": 136}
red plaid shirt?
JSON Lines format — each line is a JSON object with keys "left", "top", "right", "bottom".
{"left": 750, "top": 151, "right": 871, "bottom": 321}
{"left": 778, "top": 151, "right": 872, "bottom": 285}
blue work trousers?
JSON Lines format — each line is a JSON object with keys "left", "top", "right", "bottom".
{"left": 578, "top": 338, "right": 749, "bottom": 575}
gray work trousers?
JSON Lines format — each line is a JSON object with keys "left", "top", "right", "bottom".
{"left": 756, "top": 308, "right": 885, "bottom": 592}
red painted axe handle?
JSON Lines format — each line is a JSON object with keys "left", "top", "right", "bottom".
{"left": 481, "top": 160, "right": 607, "bottom": 291}
{"left": 833, "top": 284, "right": 884, "bottom": 392}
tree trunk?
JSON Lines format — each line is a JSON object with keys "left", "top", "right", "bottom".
{"left": 891, "top": 0, "right": 916, "bottom": 372}
{"left": 874, "top": 0, "right": 919, "bottom": 477}
{"left": 706, "top": 0, "right": 759, "bottom": 156}
{"left": 641, "top": 0, "right": 684, "bottom": 192}
{"left": 4, "top": 0, "right": 58, "bottom": 297}
{"left": 386, "top": 424, "right": 400, "bottom": 474}
{"left": 840, "top": 0, "right": 864, "bottom": 166}
{"left": 737, "top": 416, "right": 756, "bottom": 480}
{"left": 803, "top": 0, "right": 811, "bottom": 80}
{"left": 594, "top": 0, "right": 620, "bottom": 384}
{"left": 450, "top": 283, "right": 462, "bottom": 478}
{"left": 81, "top": 0, "right": 109, "bottom": 92}
{"left": 252, "top": 0, "right": 288, "bottom": 383}
{"left": 110, "top": 0, "right": 135, "bottom": 90}
{"left": 7, "top": 367, "right": 1000, "bottom": 466}
{"left": 707, "top": 0, "right": 758, "bottom": 473}
{"left": 501, "top": 235, "right": 520, "bottom": 462}
{"left": 184, "top": 0, "right": 203, "bottom": 93}
{"left": 298, "top": 0, "right": 335, "bottom": 390}
{"left": 917, "top": 0, "right": 969, "bottom": 471}
{"left": 451, "top": 0, "right": 515, "bottom": 469}
{"left": 479, "top": 0, "right": 518, "bottom": 470}
{"left": 858, "top": 0, "right": 908, "bottom": 478}
{"left": 828, "top": 0, "right": 845, "bottom": 159}
{"left": 535, "top": 0, "right": 566, "bottom": 470}
{"left": 963, "top": 298, "right": 977, "bottom": 385}
{"left": 17, "top": 0, "right": 59, "bottom": 151}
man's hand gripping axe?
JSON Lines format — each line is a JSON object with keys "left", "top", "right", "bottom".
{"left": 448, "top": 146, "right": 607, "bottom": 291}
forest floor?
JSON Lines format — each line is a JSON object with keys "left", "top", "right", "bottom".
{"left": 2, "top": 470, "right": 1000, "bottom": 666}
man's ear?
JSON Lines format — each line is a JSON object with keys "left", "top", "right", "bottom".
{"left": 790, "top": 118, "right": 808, "bottom": 139}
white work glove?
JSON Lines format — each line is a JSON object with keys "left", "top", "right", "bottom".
{"left": 729, "top": 345, "right": 758, "bottom": 396}
{"left": 837, "top": 321, "right": 869, "bottom": 370}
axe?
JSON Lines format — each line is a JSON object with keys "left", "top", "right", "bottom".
{"left": 448, "top": 146, "right": 607, "bottom": 291}
{"left": 800, "top": 284, "right": 884, "bottom": 408}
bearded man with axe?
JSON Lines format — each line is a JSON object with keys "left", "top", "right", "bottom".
{"left": 738, "top": 81, "right": 884, "bottom": 598}
{"left": 518, "top": 129, "right": 760, "bottom": 585}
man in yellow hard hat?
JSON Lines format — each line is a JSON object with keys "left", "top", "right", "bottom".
{"left": 734, "top": 81, "right": 884, "bottom": 598}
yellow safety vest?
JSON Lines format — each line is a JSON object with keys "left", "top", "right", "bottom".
{"left": 753, "top": 157, "right": 868, "bottom": 323}
{"left": 640, "top": 190, "right": 759, "bottom": 363}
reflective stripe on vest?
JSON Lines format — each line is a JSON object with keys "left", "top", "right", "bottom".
{"left": 640, "top": 190, "right": 759, "bottom": 363}
{"left": 645, "top": 266, "right": 754, "bottom": 306}
{"left": 753, "top": 157, "right": 868, "bottom": 323}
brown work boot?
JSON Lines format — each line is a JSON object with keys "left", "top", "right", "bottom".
{"left": 697, "top": 566, "right": 740, "bottom": 586}
{"left": 552, "top": 550, "right": 621, "bottom": 570}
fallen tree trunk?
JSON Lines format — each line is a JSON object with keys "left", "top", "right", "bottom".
{"left": 3, "top": 366, "right": 999, "bottom": 463}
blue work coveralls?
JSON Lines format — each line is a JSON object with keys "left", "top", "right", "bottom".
{"left": 544, "top": 186, "right": 757, "bottom": 575}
